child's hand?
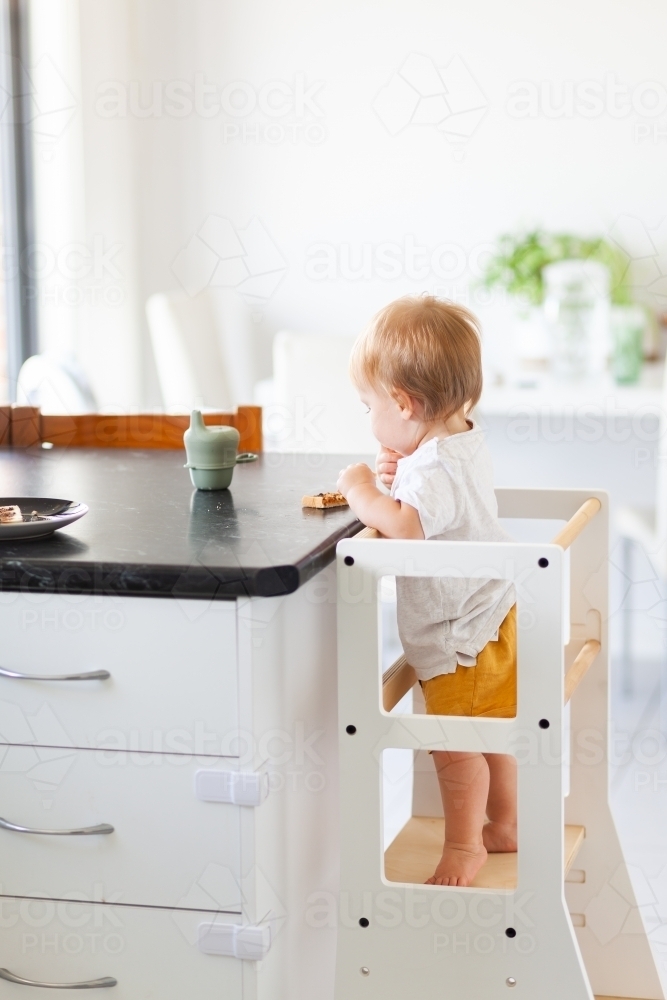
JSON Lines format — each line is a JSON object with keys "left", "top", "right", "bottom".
{"left": 376, "top": 447, "right": 400, "bottom": 487}
{"left": 337, "top": 463, "right": 377, "bottom": 498}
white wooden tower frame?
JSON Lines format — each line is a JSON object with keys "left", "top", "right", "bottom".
{"left": 335, "top": 488, "right": 663, "bottom": 1000}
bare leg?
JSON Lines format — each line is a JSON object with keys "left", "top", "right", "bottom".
{"left": 426, "top": 751, "right": 489, "bottom": 886}
{"left": 483, "top": 753, "right": 517, "bottom": 853}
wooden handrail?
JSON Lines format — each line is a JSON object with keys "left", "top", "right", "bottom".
{"left": 357, "top": 497, "right": 602, "bottom": 552}
{"left": 552, "top": 498, "right": 601, "bottom": 550}
{"left": 355, "top": 525, "right": 417, "bottom": 712}
{"left": 564, "top": 639, "right": 601, "bottom": 703}
{"left": 382, "top": 639, "right": 602, "bottom": 712}
{"left": 355, "top": 526, "right": 380, "bottom": 539}
{"left": 383, "top": 655, "right": 418, "bottom": 712}
{"left": 359, "top": 505, "right": 603, "bottom": 709}
{"left": 382, "top": 638, "right": 602, "bottom": 712}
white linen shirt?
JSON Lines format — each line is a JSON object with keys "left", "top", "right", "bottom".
{"left": 391, "top": 422, "right": 514, "bottom": 681}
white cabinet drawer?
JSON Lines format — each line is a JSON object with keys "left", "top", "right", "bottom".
{"left": 0, "top": 899, "right": 242, "bottom": 999}
{"left": 0, "top": 749, "right": 242, "bottom": 911}
{"left": 0, "top": 595, "right": 238, "bottom": 754}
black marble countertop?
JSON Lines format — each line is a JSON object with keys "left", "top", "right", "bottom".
{"left": 0, "top": 448, "right": 368, "bottom": 599}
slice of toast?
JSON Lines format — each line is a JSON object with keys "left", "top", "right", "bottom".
{"left": 0, "top": 505, "right": 22, "bottom": 523}
{"left": 301, "top": 491, "right": 348, "bottom": 509}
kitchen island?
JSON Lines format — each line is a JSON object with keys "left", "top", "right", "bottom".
{"left": 0, "top": 448, "right": 364, "bottom": 1000}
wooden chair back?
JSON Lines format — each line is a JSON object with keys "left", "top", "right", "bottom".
{"left": 0, "top": 405, "right": 262, "bottom": 453}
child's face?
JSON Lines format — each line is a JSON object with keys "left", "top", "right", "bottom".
{"left": 358, "top": 383, "right": 417, "bottom": 456}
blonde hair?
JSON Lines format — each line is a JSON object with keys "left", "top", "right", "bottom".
{"left": 350, "top": 295, "right": 483, "bottom": 421}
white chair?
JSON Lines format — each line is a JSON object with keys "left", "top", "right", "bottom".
{"left": 146, "top": 288, "right": 259, "bottom": 411}
{"left": 615, "top": 361, "right": 667, "bottom": 693}
{"left": 17, "top": 353, "right": 97, "bottom": 414}
{"left": 269, "top": 330, "right": 376, "bottom": 453}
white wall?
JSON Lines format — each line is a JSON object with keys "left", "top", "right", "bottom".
{"left": 31, "top": 0, "right": 667, "bottom": 405}
{"left": 134, "top": 0, "right": 667, "bottom": 376}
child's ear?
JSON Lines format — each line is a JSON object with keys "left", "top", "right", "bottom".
{"left": 394, "top": 390, "right": 417, "bottom": 421}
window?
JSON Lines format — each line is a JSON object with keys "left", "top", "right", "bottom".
{"left": 0, "top": 0, "right": 38, "bottom": 403}
{"left": 0, "top": 192, "right": 6, "bottom": 400}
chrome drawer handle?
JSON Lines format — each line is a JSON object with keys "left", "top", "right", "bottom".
{"left": 0, "top": 817, "right": 114, "bottom": 836}
{"left": 0, "top": 667, "right": 110, "bottom": 681}
{"left": 0, "top": 968, "right": 117, "bottom": 988}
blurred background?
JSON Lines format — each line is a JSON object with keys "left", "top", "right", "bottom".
{"left": 2, "top": 0, "right": 667, "bottom": 911}
{"left": 0, "top": 1, "right": 664, "bottom": 416}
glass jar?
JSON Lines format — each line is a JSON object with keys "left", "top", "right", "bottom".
{"left": 610, "top": 305, "right": 645, "bottom": 385}
{"left": 543, "top": 260, "right": 611, "bottom": 381}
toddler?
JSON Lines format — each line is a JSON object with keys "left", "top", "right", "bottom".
{"left": 337, "top": 295, "right": 516, "bottom": 888}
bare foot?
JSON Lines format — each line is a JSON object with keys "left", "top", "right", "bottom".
{"left": 425, "top": 842, "right": 487, "bottom": 887}
{"left": 482, "top": 821, "right": 517, "bottom": 853}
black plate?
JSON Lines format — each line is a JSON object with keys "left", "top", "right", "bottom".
{"left": 0, "top": 498, "right": 88, "bottom": 541}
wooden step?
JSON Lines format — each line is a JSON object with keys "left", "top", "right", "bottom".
{"left": 384, "top": 817, "right": 585, "bottom": 889}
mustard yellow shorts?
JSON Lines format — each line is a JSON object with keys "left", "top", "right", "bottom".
{"left": 421, "top": 605, "right": 517, "bottom": 719}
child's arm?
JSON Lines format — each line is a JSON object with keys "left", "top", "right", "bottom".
{"left": 337, "top": 463, "right": 424, "bottom": 540}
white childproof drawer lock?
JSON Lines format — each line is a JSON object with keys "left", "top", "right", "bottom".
{"left": 198, "top": 922, "right": 271, "bottom": 961}
{"left": 195, "top": 768, "right": 269, "bottom": 807}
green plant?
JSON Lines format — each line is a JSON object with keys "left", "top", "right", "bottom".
{"left": 480, "top": 230, "right": 632, "bottom": 306}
